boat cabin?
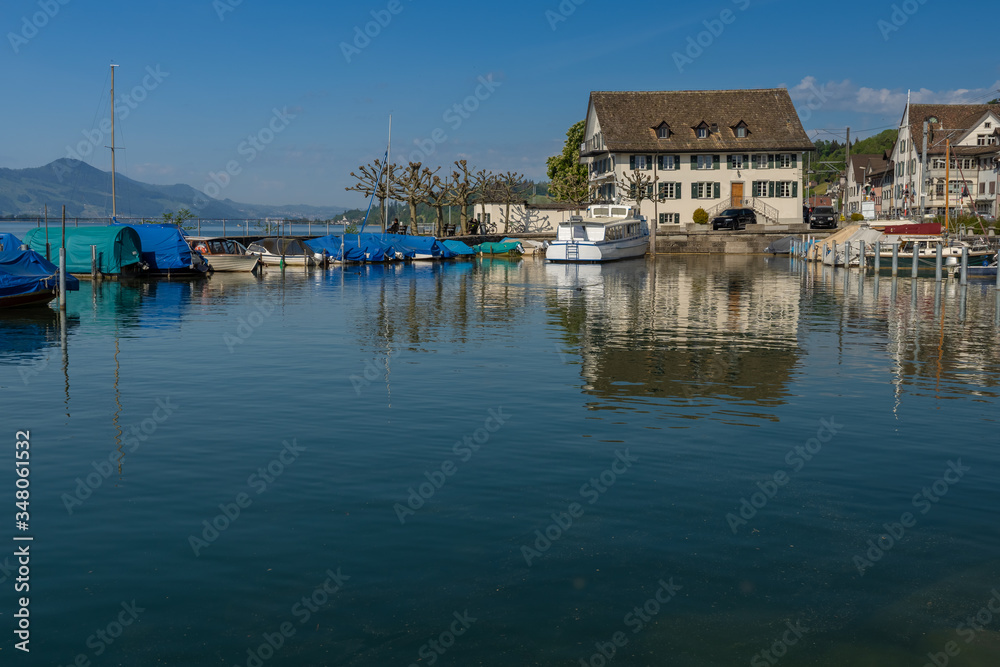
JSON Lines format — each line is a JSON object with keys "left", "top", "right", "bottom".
{"left": 555, "top": 205, "right": 647, "bottom": 243}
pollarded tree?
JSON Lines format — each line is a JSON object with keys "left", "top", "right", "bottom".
{"left": 346, "top": 158, "right": 397, "bottom": 230}
{"left": 471, "top": 168, "right": 498, "bottom": 229}
{"left": 549, "top": 167, "right": 591, "bottom": 213}
{"left": 427, "top": 175, "right": 453, "bottom": 237}
{"left": 492, "top": 171, "right": 527, "bottom": 234}
{"left": 615, "top": 168, "right": 660, "bottom": 212}
{"left": 446, "top": 160, "right": 476, "bottom": 234}
{"left": 391, "top": 162, "right": 438, "bottom": 233}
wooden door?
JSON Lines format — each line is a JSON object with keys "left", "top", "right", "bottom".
{"left": 731, "top": 182, "right": 744, "bottom": 207}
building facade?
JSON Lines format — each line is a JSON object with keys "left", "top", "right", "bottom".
{"left": 579, "top": 89, "right": 814, "bottom": 227}
{"left": 845, "top": 154, "right": 890, "bottom": 219}
{"left": 889, "top": 101, "right": 1000, "bottom": 219}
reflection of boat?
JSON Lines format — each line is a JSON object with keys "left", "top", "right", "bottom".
{"left": 546, "top": 205, "right": 649, "bottom": 263}
{"left": 246, "top": 238, "right": 316, "bottom": 267}
{"left": 188, "top": 237, "right": 261, "bottom": 273}
{"left": 0, "top": 233, "right": 80, "bottom": 308}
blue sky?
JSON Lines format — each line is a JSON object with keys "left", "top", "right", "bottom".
{"left": 2, "top": 0, "right": 997, "bottom": 210}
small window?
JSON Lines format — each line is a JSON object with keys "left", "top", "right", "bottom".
{"left": 778, "top": 154, "right": 792, "bottom": 168}
{"left": 730, "top": 154, "right": 745, "bottom": 169}
{"left": 697, "top": 127, "right": 708, "bottom": 139}
{"left": 736, "top": 126, "right": 747, "bottom": 138}
{"left": 752, "top": 181, "right": 769, "bottom": 197}
{"left": 986, "top": 122, "right": 992, "bottom": 129}
{"left": 658, "top": 213, "right": 678, "bottom": 224}
{"left": 697, "top": 155, "right": 713, "bottom": 170}
{"left": 658, "top": 127, "right": 669, "bottom": 139}
{"left": 661, "top": 155, "right": 677, "bottom": 170}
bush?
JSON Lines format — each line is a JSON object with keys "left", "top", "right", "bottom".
{"left": 692, "top": 208, "right": 708, "bottom": 225}
{"left": 850, "top": 213, "right": 864, "bottom": 222}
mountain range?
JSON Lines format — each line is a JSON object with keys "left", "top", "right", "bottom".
{"left": 0, "top": 159, "right": 346, "bottom": 220}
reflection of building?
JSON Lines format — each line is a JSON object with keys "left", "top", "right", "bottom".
{"left": 544, "top": 258, "right": 802, "bottom": 407}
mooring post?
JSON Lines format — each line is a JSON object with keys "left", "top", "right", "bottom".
{"left": 935, "top": 242, "right": 943, "bottom": 282}
{"left": 91, "top": 244, "right": 97, "bottom": 281}
{"left": 874, "top": 241, "right": 881, "bottom": 272}
{"left": 892, "top": 243, "right": 899, "bottom": 276}
{"left": 960, "top": 246, "right": 969, "bottom": 286}
{"left": 859, "top": 241, "right": 866, "bottom": 272}
{"left": 911, "top": 242, "right": 920, "bottom": 278}
{"left": 832, "top": 241, "right": 838, "bottom": 267}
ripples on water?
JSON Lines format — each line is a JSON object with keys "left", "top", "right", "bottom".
{"left": 2, "top": 255, "right": 1000, "bottom": 666}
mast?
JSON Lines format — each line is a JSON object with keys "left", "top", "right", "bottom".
{"left": 384, "top": 114, "right": 392, "bottom": 232}
{"left": 944, "top": 139, "right": 950, "bottom": 233}
{"left": 110, "top": 63, "right": 119, "bottom": 220}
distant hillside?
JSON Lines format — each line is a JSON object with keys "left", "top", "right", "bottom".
{"left": 810, "top": 129, "right": 897, "bottom": 187}
{"left": 0, "top": 159, "right": 346, "bottom": 220}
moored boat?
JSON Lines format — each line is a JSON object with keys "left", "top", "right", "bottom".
{"left": 189, "top": 237, "right": 261, "bottom": 273}
{"left": 246, "top": 238, "right": 317, "bottom": 267}
{"left": 0, "top": 233, "right": 80, "bottom": 308}
{"left": 545, "top": 205, "right": 649, "bottom": 263}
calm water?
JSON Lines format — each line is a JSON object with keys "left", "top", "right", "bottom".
{"left": 3, "top": 255, "right": 1000, "bottom": 666}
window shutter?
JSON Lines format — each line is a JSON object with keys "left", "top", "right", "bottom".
{"left": 675, "top": 182, "right": 682, "bottom": 199}
{"left": 691, "top": 182, "right": 698, "bottom": 199}
{"left": 713, "top": 183, "right": 720, "bottom": 199}
{"left": 768, "top": 155, "right": 774, "bottom": 169}
{"left": 646, "top": 155, "right": 653, "bottom": 170}
{"left": 751, "top": 180, "right": 758, "bottom": 196}
{"left": 791, "top": 154, "right": 797, "bottom": 168}
{"left": 713, "top": 155, "right": 720, "bottom": 170}
{"left": 744, "top": 154, "right": 749, "bottom": 167}
{"left": 629, "top": 155, "right": 635, "bottom": 170}
{"left": 657, "top": 155, "right": 663, "bottom": 170}
{"left": 792, "top": 181, "right": 798, "bottom": 197}
{"left": 768, "top": 181, "right": 774, "bottom": 198}
{"left": 690, "top": 155, "right": 697, "bottom": 168}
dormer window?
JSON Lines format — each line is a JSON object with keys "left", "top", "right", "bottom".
{"left": 733, "top": 121, "right": 749, "bottom": 139}
{"left": 697, "top": 127, "right": 708, "bottom": 139}
{"left": 655, "top": 122, "right": 670, "bottom": 139}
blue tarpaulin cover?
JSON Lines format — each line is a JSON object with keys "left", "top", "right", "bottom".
{"left": 0, "top": 233, "right": 79, "bottom": 299}
{"left": 441, "top": 240, "right": 475, "bottom": 256}
{"left": 307, "top": 234, "right": 398, "bottom": 262}
{"left": 380, "top": 234, "right": 456, "bottom": 259}
{"left": 113, "top": 222, "right": 194, "bottom": 271}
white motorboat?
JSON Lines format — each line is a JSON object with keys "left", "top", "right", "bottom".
{"left": 189, "top": 237, "right": 261, "bottom": 273}
{"left": 545, "top": 205, "right": 649, "bottom": 263}
{"left": 246, "top": 238, "right": 316, "bottom": 267}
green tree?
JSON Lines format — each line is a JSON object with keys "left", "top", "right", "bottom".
{"left": 162, "top": 208, "right": 195, "bottom": 230}
{"left": 546, "top": 120, "right": 588, "bottom": 197}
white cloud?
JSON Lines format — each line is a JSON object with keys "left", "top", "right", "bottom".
{"left": 786, "top": 77, "right": 1000, "bottom": 115}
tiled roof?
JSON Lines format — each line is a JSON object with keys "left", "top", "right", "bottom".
{"left": 849, "top": 154, "right": 889, "bottom": 181}
{"left": 589, "top": 88, "right": 814, "bottom": 153}
{"left": 908, "top": 103, "right": 1000, "bottom": 153}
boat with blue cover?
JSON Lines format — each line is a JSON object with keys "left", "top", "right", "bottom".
{"left": 0, "top": 233, "right": 80, "bottom": 308}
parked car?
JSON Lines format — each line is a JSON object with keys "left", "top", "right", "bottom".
{"left": 809, "top": 206, "right": 838, "bottom": 229}
{"left": 712, "top": 208, "right": 757, "bottom": 231}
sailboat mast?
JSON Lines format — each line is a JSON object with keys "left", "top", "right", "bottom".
{"left": 110, "top": 63, "right": 119, "bottom": 220}
{"left": 384, "top": 114, "right": 392, "bottom": 232}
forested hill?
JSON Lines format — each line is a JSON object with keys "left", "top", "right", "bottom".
{"left": 810, "top": 129, "right": 897, "bottom": 187}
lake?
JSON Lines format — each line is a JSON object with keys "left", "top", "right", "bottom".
{"left": 3, "top": 254, "right": 1000, "bottom": 666}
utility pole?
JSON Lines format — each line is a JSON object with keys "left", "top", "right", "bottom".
{"left": 920, "top": 120, "right": 929, "bottom": 220}
{"left": 843, "top": 127, "right": 850, "bottom": 222}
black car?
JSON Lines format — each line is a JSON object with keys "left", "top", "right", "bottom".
{"left": 809, "top": 206, "right": 837, "bottom": 229}
{"left": 711, "top": 208, "right": 757, "bottom": 230}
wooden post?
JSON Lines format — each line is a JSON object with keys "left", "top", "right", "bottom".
{"left": 59, "top": 205, "right": 66, "bottom": 311}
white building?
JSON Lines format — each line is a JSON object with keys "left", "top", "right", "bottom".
{"left": 578, "top": 89, "right": 813, "bottom": 227}
{"left": 889, "top": 100, "right": 1000, "bottom": 218}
